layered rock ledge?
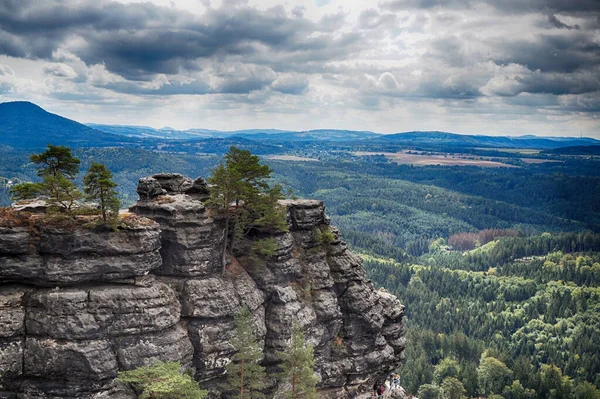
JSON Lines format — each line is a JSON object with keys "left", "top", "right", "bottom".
{"left": 0, "top": 173, "right": 405, "bottom": 398}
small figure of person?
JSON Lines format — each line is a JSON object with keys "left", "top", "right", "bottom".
{"left": 393, "top": 373, "right": 400, "bottom": 390}
{"left": 373, "top": 382, "right": 379, "bottom": 397}
{"left": 377, "top": 384, "right": 385, "bottom": 399}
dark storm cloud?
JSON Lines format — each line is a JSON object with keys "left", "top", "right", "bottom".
{"left": 1, "top": 0, "right": 598, "bottom": 117}
{"left": 547, "top": 14, "right": 580, "bottom": 30}
{"left": 485, "top": 69, "right": 600, "bottom": 97}
{"left": 490, "top": 33, "right": 600, "bottom": 73}
{"left": 0, "top": 0, "right": 361, "bottom": 81}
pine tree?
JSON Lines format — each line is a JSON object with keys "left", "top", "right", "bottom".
{"left": 83, "top": 162, "right": 120, "bottom": 227}
{"left": 441, "top": 376, "right": 466, "bottom": 399}
{"left": 207, "top": 160, "right": 243, "bottom": 271}
{"left": 10, "top": 145, "right": 82, "bottom": 214}
{"left": 43, "top": 173, "right": 82, "bottom": 213}
{"left": 207, "top": 146, "right": 287, "bottom": 272}
{"left": 277, "top": 322, "right": 318, "bottom": 399}
{"left": 30, "top": 144, "right": 80, "bottom": 178}
{"left": 9, "top": 181, "right": 44, "bottom": 201}
{"left": 226, "top": 307, "right": 266, "bottom": 399}
{"left": 118, "top": 361, "right": 207, "bottom": 399}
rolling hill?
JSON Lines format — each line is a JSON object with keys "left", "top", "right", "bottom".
{"left": 2, "top": 101, "right": 599, "bottom": 152}
{"left": 377, "top": 131, "right": 600, "bottom": 149}
{"left": 90, "top": 124, "right": 380, "bottom": 142}
{"left": 0, "top": 102, "right": 138, "bottom": 149}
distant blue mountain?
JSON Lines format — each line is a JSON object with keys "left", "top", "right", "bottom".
{"left": 231, "top": 129, "right": 380, "bottom": 142}
{"left": 0, "top": 101, "right": 137, "bottom": 149}
{"left": 87, "top": 124, "right": 233, "bottom": 140}
{"left": 377, "top": 131, "right": 600, "bottom": 149}
{"left": 89, "top": 124, "right": 380, "bottom": 142}
{"left": 2, "top": 102, "right": 598, "bottom": 150}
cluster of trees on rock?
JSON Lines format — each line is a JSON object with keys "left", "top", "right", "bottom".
{"left": 10, "top": 144, "right": 120, "bottom": 228}
{"left": 207, "top": 147, "right": 288, "bottom": 272}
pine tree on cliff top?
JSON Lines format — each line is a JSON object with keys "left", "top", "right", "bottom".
{"left": 10, "top": 144, "right": 83, "bottom": 213}
{"left": 207, "top": 146, "right": 287, "bottom": 272}
{"left": 226, "top": 306, "right": 267, "bottom": 399}
{"left": 30, "top": 144, "right": 81, "bottom": 178}
{"left": 83, "top": 162, "right": 120, "bottom": 227}
{"left": 277, "top": 322, "right": 318, "bottom": 399}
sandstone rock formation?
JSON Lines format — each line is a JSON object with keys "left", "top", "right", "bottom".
{"left": 0, "top": 173, "right": 405, "bottom": 398}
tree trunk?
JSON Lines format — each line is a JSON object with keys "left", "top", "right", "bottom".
{"left": 100, "top": 187, "right": 107, "bottom": 224}
{"left": 240, "top": 359, "right": 245, "bottom": 398}
{"left": 222, "top": 215, "right": 230, "bottom": 273}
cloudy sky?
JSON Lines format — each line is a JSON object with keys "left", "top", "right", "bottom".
{"left": 0, "top": 0, "right": 599, "bottom": 137}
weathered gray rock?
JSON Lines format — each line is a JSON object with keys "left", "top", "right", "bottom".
{"left": 0, "top": 224, "right": 162, "bottom": 286}
{"left": 112, "top": 323, "right": 194, "bottom": 370}
{"left": 38, "top": 225, "right": 160, "bottom": 256}
{"left": 0, "top": 252, "right": 162, "bottom": 286}
{"left": 152, "top": 173, "right": 195, "bottom": 193}
{"left": 187, "top": 305, "right": 266, "bottom": 381}
{"left": 10, "top": 198, "right": 48, "bottom": 213}
{"left": 26, "top": 282, "right": 181, "bottom": 339}
{"left": 137, "top": 177, "right": 167, "bottom": 200}
{"left": 186, "top": 177, "right": 210, "bottom": 200}
{"left": 0, "top": 338, "right": 23, "bottom": 392}
{"left": 24, "top": 337, "right": 118, "bottom": 382}
{"left": 279, "top": 199, "right": 327, "bottom": 230}
{"left": 0, "top": 174, "right": 405, "bottom": 398}
{"left": 0, "top": 227, "right": 33, "bottom": 255}
{"left": 0, "top": 286, "right": 29, "bottom": 338}
{"left": 131, "top": 194, "right": 225, "bottom": 277}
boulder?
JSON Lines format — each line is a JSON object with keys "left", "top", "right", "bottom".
{"left": 151, "top": 173, "right": 194, "bottom": 193}
{"left": 279, "top": 199, "right": 327, "bottom": 230}
{"left": 185, "top": 177, "right": 210, "bottom": 200}
{"left": 136, "top": 177, "right": 167, "bottom": 200}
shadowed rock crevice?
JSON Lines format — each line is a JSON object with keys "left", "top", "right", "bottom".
{"left": 0, "top": 173, "right": 404, "bottom": 398}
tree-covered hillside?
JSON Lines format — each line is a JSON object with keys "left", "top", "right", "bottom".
{"left": 1, "top": 136, "right": 599, "bottom": 398}
{"left": 0, "top": 102, "right": 139, "bottom": 149}
{"left": 364, "top": 234, "right": 600, "bottom": 398}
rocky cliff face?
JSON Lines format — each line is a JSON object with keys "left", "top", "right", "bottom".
{"left": 0, "top": 173, "right": 405, "bottom": 398}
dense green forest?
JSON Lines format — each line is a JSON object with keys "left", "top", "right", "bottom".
{"left": 267, "top": 157, "right": 600, "bottom": 398}
{"left": 269, "top": 159, "right": 600, "bottom": 258}
{"left": 2, "top": 144, "right": 600, "bottom": 398}
{"left": 364, "top": 235, "right": 600, "bottom": 398}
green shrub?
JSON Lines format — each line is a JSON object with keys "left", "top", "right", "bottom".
{"left": 118, "top": 361, "right": 207, "bottom": 399}
{"left": 312, "top": 226, "right": 335, "bottom": 251}
{"left": 251, "top": 238, "right": 279, "bottom": 258}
